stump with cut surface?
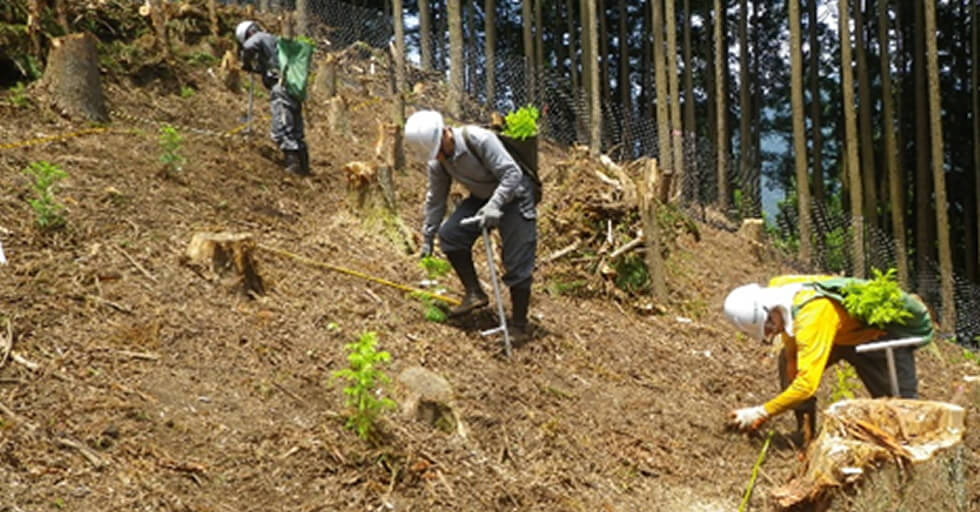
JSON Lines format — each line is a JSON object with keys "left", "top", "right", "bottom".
{"left": 185, "top": 232, "right": 265, "bottom": 296}
{"left": 41, "top": 32, "right": 109, "bottom": 122}
{"left": 773, "top": 399, "right": 966, "bottom": 512}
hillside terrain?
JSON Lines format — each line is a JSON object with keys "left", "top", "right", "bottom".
{"left": 1, "top": 2, "right": 978, "bottom": 510}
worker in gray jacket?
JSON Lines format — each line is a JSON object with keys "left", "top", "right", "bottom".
{"left": 404, "top": 110, "right": 537, "bottom": 343}
{"left": 235, "top": 20, "right": 309, "bottom": 175}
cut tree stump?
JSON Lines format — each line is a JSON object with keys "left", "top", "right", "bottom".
{"left": 184, "top": 232, "right": 265, "bottom": 296}
{"left": 41, "top": 33, "right": 109, "bottom": 122}
{"left": 773, "top": 399, "right": 966, "bottom": 512}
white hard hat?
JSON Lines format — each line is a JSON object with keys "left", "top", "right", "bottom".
{"left": 404, "top": 110, "right": 444, "bottom": 162}
{"left": 235, "top": 20, "right": 258, "bottom": 44}
{"left": 723, "top": 283, "right": 803, "bottom": 341}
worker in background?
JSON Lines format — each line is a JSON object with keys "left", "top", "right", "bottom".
{"left": 403, "top": 110, "right": 537, "bottom": 344}
{"left": 722, "top": 275, "right": 934, "bottom": 435}
{"left": 235, "top": 20, "right": 309, "bottom": 175}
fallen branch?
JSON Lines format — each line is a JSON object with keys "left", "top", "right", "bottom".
{"left": 542, "top": 240, "right": 581, "bottom": 264}
{"left": 0, "top": 317, "right": 11, "bottom": 367}
{"left": 10, "top": 351, "right": 38, "bottom": 371}
{"left": 84, "top": 294, "right": 134, "bottom": 314}
{"left": 115, "top": 350, "right": 159, "bottom": 361}
{"left": 56, "top": 437, "right": 107, "bottom": 468}
{"left": 610, "top": 236, "right": 643, "bottom": 260}
{"left": 115, "top": 245, "right": 158, "bottom": 283}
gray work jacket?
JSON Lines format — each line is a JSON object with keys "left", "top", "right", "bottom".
{"left": 242, "top": 31, "right": 280, "bottom": 90}
{"left": 422, "top": 126, "right": 536, "bottom": 240}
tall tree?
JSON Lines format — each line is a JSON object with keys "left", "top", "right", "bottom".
{"left": 713, "top": 0, "right": 729, "bottom": 210}
{"left": 392, "top": 0, "right": 406, "bottom": 93}
{"left": 447, "top": 0, "right": 462, "bottom": 118}
{"left": 840, "top": 0, "right": 864, "bottom": 277}
{"left": 418, "top": 0, "right": 432, "bottom": 71}
{"left": 790, "top": 0, "right": 812, "bottom": 264}
{"left": 652, "top": 0, "right": 673, "bottom": 180}
{"left": 521, "top": 0, "right": 536, "bottom": 104}
{"left": 737, "top": 0, "right": 753, "bottom": 214}
{"left": 618, "top": 0, "right": 633, "bottom": 155}
{"left": 484, "top": 0, "right": 496, "bottom": 107}
{"left": 913, "top": 0, "right": 934, "bottom": 291}
{"left": 974, "top": 0, "right": 980, "bottom": 281}
{"left": 878, "top": 0, "right": 908, "bottom": 287}
{"left": 587, "top": 0, "right": 601, "bottom": 155}
{"left": 853, "top": 0, "right": 878, "bottom": 229}
{"left": 924, "top": 0, "right": 955, "bottom": 329}
{"left": 665, "top": 0, "right": 684, "bottom": 199}
{"left": 566, "top": 0, "right": 579, "bottom": 104}
{"left": 682, "top": 0, "right": 696, "bottom": 197}
{"left": 535, "top": 0, "right": 544, "bottom": 94}
{"left": 807, "top": 0, "right": 825, "bottom": 209}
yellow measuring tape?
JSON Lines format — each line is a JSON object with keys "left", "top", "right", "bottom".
{"left": 0, "top": 126, "right": 112, "bottom": 151}
{"left": 258, "top": 244, "right": 461, "bottom": 306}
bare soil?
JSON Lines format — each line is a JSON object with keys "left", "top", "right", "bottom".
{"left": 1, "top": 3, "right": 977, "bottom": 510}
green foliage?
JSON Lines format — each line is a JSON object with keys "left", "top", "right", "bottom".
{"left": 295, "top": 35, "right": 316, "bottom": 47}
{"left": 613, "top": 252, "right": 650, "bottom": 294}
{"left": 502, "top": 104, "right": 539, "bottom": 140}
{"left": 829, "top": 364, "right": 859, "bottom": 403}
{"left": 841, "top": 268, "right": 912, "bottom": 328}
{"left": 418, "top": 256, "right": 451, "bottom": 280}
{"left": 962, "top": 348, "right": 980, "bottom": 366}
{"left": 179, "top": 85, "right": 195, "bottom": 98}
{"left": 546, "top": 278, "right": 587, "bottom": 296}
{"left": 410, "top": 291, "right": 448, "bottom": 323}
{"left": 9, "top": 82, "right": 28, "bottom": 107}
{"left": 158, "top": 124, "right": 185, "bottom": 173}
{"left": 185, "top": 51, "right": 218, "bottom": 66}
{"left": 22, "top": 161, "right": 67, "bottom": 230}
{"left": 332, "top": 332, "right": 397, "bottom": 440}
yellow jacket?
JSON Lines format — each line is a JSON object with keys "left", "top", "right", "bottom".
{"left": 762, "top": 275, "right": 886, "bottom": 416}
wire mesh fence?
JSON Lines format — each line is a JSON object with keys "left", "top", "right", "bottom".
{"left": 228, "top": 0, "right": 977, "bottom": 343}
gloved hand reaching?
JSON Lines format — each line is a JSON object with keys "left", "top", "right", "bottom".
{"left": 728, "top": 405, "right": 769, "bottom": 432}
{"left": 477, "top": 203, "right": 503, "bottom": 228}
{"left": 420, "top": 236, "right": 434, "bottom": 259}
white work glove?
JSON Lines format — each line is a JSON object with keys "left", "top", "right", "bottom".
{"left": 477, "top": 203, "right": 503, "bottom": 228}
{"left": 728, "top": 405, "right": 769, "bottom": 432}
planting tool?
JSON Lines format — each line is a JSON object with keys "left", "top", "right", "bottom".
{"left": 461, "top": 215, "right": 512, "bottom": 357}
{"left": 242, "top": 74, "right": 254, "bottom": 134}
{"left": 855, "top": 336, "right": 928, "bottom": 396}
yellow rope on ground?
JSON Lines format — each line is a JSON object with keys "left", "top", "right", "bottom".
{"left": 258, "top": 244, "right": 461, "bottom": 306}
{"left": 0, "top": 126, "right": 111, "bottom": 151}
{"left": 738, "top": 430, "right": 775, "bottom": 512}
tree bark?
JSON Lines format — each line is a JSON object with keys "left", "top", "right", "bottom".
{"left": 713, "top": 0, "right": 729, "bottom": 211}
{"left": 485, "top": 0, "right": 496, "bottom": 108}
{"left": 840, "top": 0, "right": 864, "bottom": 277}
{"left": 641, "top": 159, "right": 668, "bottom": 300}
{"left": 665, "top": 0, "right": 684, "bottom": 201}
{"left": 586, "top": 0, "right": 600, "bottom": 155}
{"left": 854, "top": 0, "right": 878, "bottom": 231}
{"left": 41, "top": 33, "right": 109, "bottom": 123}
{"left": 974, "top": 0, "right": 980, "bottom": 282}
{"left": 878, "top": 0, "right": 908, "bottom": 287}
{"left": 807, "top": 0, "right": 825, "bottom": 211}
{"left": 618, "top": 0, "right": 633, "bottom": 157}
{"left": 924, "top": 0, "right": 955, "bottom": 330}
{"left": 914, "top": 0, "right": 934, "bottom": 292}
{"left": 682, "top": 0, "right": 696, "bottom": 200}
{"left": 418, "top": 0, "right": 432, "bottom": 71}
{"left": 566, "top": 0, "right": 578, "bottom": 108}
{"left": 447, "top": 0, "right": 463, "bottom": 119}
{"left": 521, "top": 0, "right": 536, "bottom": 104}
{"left": 392, "top": 0, "right": 406, "bottom": 93}
{"left": 738, "top": 0, "right": 753, "bottom": 216}
{"left": 790, "top": 0, "right": 812, "bottom": 265}
{"left": 535, "top": 0, "right": 544, "bottom": 102}
{"left": 652, "top": 0, "right": 673, "bottom": 179}
{"left": 295, "top": 0, "right": 309, "bottom": 37}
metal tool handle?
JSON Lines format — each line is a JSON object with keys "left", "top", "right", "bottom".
{"left": 245, "top": 74, "right": 255, "bottom": 134}
{"left": 460, "top": 215, "right": 482, "bottom": 227}
{"left": 460, "top": 215, "right": 511, "bottom": 357}
{"left": 855, "top": 336, "right": 927, "bottom": 397}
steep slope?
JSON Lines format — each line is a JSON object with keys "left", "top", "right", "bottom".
{"left": 1, "top": 3, "right": 977, "bottom": 510}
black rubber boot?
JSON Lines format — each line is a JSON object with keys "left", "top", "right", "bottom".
{"left": 283, "top": 150, "right": 304, "bottom": 175}
{"left": 445, "top": 250, "right": 488, "bottom": 316}
{"left": 509, "top": 282, "right": 532, "bottom": 344}
{"left": 298, "top": 146, "right": 311, "bottom": 175}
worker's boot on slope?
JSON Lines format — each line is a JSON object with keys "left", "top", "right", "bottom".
{"left": 283, "top": 150, "right": 306, "bottom": 175}
{"left": 445, "top": 250, "right": 488, "bottom": 317}
{"left": 298, "top": 146, "right": 311, "bottom": 175}
{"left": 509, "top": 281, "right": 532, "bottom": 346}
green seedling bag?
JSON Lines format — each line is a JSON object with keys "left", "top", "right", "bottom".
{"left": 277, "top": 38, "right": 314, "bottom": 101}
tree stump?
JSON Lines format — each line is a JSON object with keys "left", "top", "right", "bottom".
{"left": 396, "top": 366, "right": 466, "bottom": 437}
{"left": 314, "top": 54, "right": 337, "bottom": 98}
{"left": 326, "top": 96, "right": 348, "bottom": 137}
{"left": 41, "top": 33, "right": 109, "bottom": 122}
{"left": 738, "top": 218, "right": 766, "bottom": 262}
{"left": 773, "top": 399, "right": 966, "bottom": 511}
{"left": 219, "top": 50, "right": 241, "bottom": 94}
{"left": 184, "top": 232, "right": 265, "bottom": 296}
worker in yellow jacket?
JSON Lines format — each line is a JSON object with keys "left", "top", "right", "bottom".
{"left": 722, "top": 275, "right": 934, "bottom": 433}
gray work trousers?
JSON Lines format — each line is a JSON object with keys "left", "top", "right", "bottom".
{"left": 269, "top": 84, "right": 305, "bottom": 153}
{"left": 438, "top": 195, "right": 537, "bottom": 287}
{"left": 778, "top": 343, "right": 918, "bottom": 431}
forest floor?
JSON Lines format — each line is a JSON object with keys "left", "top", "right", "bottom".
{"left": 1, "top": 2, "right": 978, "bottom": 510}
